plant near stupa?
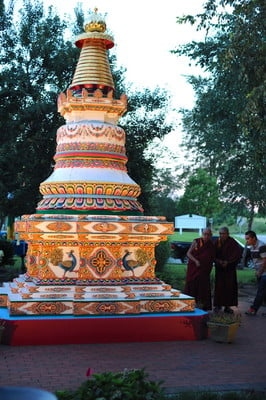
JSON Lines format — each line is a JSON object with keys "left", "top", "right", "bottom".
{"left": 208, "top": 311, "right": 241, "bottom": 325}
{"left": 56, "top": 369, "right": 165, "bottom": 400}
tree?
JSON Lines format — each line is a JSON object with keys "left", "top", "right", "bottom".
{"left": 149, "top": 196, "right": 177, "bottom": 222}
{"left": 176, "top": 168, "right": 221, "bottom": 218}
{"left": 0, "top": 0, "right": 77, "bottom": 225}
{"left": 121, "top": 87, "right": 173, "bottom": 214}
{"left": 148, "top": 163, "right": 180, "bottom": 221}
{"left": 172, "top": 0, "right": 266, "bottom": 228}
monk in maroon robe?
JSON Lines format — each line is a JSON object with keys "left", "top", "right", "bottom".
{"left": 184, "top": 228, "right": 215, "bottom": 311}
{"left": 213, "top": 227, "right": 242, "bottom": 313}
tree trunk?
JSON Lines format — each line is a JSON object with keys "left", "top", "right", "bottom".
{"left": 247, "top": 203, "right": 255, "bottom": 231}
{"left": 7, "top": 215, "right": 14, "bottom": 241}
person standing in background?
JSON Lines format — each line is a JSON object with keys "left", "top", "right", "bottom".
{"left": 245, "top": 230, "right": 265, "bottom": 273}
{"left": 213, "top": 227, "right": 242, "bottom": 313}
{"left": 245, "top": 231, "right": 266, "bottom": 316}
{"left": 185, "top": 228, "right": 215, "bottom": 311}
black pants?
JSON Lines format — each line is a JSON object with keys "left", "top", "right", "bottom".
{"left": 252, "top": 275, "right": 266, "bottom": 311}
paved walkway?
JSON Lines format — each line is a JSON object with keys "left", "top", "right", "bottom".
{"left": 0, "top": 294, "right": 265, "bottom": 396}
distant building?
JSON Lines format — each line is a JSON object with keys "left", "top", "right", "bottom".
{"left": 174, "top": 214, "right": 207, "bottom": 235}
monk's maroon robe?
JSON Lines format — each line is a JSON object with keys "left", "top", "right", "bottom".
{"left": 184, "top": 238, "right": 215, "bottom": 311}
{"left": 214, "top": 237, "right": 242, "bottom": 307}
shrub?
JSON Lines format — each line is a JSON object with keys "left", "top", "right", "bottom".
{"left": 155, "top": 239, "right": 171, "bottom": 273}
{"left": 0, "top": 240, "right": 14, "bottom": 267}
{"left": 56, "top": 369, "right": 165, "bottom": 400}
{"left": 207, "top": 311, "right": 241, "bottom": 325}
{"left": 0, "top": 240, "right": 19, "bottom": 283}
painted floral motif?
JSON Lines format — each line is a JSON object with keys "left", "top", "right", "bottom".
{"left": 54, "top": 159, "right": 127, "bottom": 170}
{"left": 40, "top": 294, "right": 68, "bottom": 298}
{"left": 93, "top": 294, "right": 117, "bottom": 299}
{"left": 56, "top": 142, "right": 125, "bottom": 154}
{"left": 89, "top": 249, "right": 114, "bottom": 275}
{"left": 57, "top": 123, "right": 125, "bottom": 141}
{"left": 37, "top": 197, "right": 143, "bottom": 212}
{"left": 47, "top": 222, "right": 72, "bottom": 232}
{"left": 40, "top": 182, "right": 141, "bottom": 197}
{"left": 93, "top": 223, "right": 117, "bottom": 232}
{"left": 44, "top": 287, "right": 72, "bottom": 292}
{"left": 134, "top": 224, "right": 158, "bottom": 233}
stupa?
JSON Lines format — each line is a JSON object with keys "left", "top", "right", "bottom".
{"left": 0, "top": 10, "right": 207, "bottom": 344}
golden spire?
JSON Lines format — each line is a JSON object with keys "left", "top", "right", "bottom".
{"left": 84, "top": 8, "right": 107, "bottom": 33}
{"left": 69, "top": 8, "right": 114, "bottom": 92}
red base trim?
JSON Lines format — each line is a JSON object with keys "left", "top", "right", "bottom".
{"left": 1, "top": 312, "right": 208, "bottom": 345}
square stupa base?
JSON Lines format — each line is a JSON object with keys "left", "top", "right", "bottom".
{"left": 0, "top": 307, "right": 208, "bottom": 345}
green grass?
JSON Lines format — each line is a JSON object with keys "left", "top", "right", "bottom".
{"left": 169, "top": 231, "right": 246, "bottom": 245}
{"left": 158, "top": 262, "right": 256, "bottom": 292}
{"left": 169, "top": 232, "right": 201, "bottom": 242}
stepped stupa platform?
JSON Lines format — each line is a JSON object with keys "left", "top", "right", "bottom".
{"left": 0, "top": 9, "right": 207, "bottom": 344}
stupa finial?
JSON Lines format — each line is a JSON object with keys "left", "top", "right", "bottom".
{"left": 84, "top": 8, "right": 107, "bottom": 33}
{"left": 68, "top": 7, "right": 114, "bottom": 91}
